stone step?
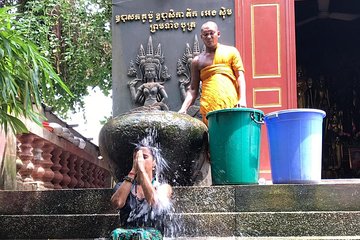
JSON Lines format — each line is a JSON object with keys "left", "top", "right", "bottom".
{"left": 0, "top": 214, "right": 119, "bottom": 239}
{"left": 169, "top": 237, "right": 360, "bottom": 240}
{"left": 1, "top": 211, "right": 359, "bottom": 239}
{"left": 0, "top": 189, "right": 115, "bottom": 215}
{"left": 166, "top": 211, "right": 360, "bottom": 238}
{"left": 1, "top": 182, "right": 360, "bottom": 239}
{"left": 174, "top": 182, "right": 360, "bottom": 213}
{"left": 1, "top": 182, "right": 360, "bottom": 215}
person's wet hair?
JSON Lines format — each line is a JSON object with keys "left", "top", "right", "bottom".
{"left": 133, "top": 142, "right": 158, "bottom": 163}
{"left": 131, "top": 129, "right": 169, "bottom": 182}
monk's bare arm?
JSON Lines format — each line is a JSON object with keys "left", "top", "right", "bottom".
{"left": 235, "top": 70, "right": 247, "bottom": 107}
{"left": 178, "top": 57, "right": 201, "bottom": 113}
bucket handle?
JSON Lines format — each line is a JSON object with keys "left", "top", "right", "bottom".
{"left": 250, "top": 112, "right": 264, "bottom": 125}
{"left": 265, "top": 113, "right": 278, "bottom": 119}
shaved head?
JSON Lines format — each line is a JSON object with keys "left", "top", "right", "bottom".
{"left": 200, "top": 21, "right": 220, "bottom": 50}
{"left": 201, "top": 21, "right": 218, "bottom": 32}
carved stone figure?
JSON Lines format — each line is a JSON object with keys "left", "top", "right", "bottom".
{"left": 177, "top": 35, "right": 201, "bottom": 100}
{"left": 296, "top": 67, "right": 307, "bottom": 108}
{"left": 317, "top": 75, "right": 330, "bottom": 112}
{"left": 326, "top": 106, "right": 346, "bottom": 170}
{"left": 127, "top": 36, "right": 171, "bottom": 110}
{"left": 177, "top": 35, "right": 204, "bottom": 118}
{"left": 305, "top": 77, "right": 316, "bottom": 108}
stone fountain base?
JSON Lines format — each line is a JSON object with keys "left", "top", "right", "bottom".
{"left": 99, "top": 110, "right": 210, "bottom": 186}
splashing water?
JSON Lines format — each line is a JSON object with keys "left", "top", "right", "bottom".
{"left": 126, "top": 128, "right": 183, "bottom": 235}
{"left": 134, "top": 128, "right": 169, "bottom": 183}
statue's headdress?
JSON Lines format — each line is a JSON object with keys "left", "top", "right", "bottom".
{"left": 136, "top": 36, "right": 164, "bottom": 81}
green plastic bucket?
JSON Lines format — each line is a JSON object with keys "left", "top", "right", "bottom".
{"left": 206, "top": 108, "right": 264, "bottom": 185}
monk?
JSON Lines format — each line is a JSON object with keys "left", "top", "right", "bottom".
{"left": 178, "top": 21, "right": 247, "bottom": 125}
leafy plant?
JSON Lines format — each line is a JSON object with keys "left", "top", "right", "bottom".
{"left": 14, "top": 0, "right": 112, "bottom": 117}
{"left": 0, "top": 6, "right": 72, "bottom": 134}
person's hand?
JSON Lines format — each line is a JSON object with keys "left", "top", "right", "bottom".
{"left": 135, "top": 149, "right": 146, "bottom": 173}
{"left": 131, "top": 151, "right": 139, "bottom": 174}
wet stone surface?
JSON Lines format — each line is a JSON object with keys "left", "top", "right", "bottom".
{"left": 99, "top": 110, "right": 209, "bottom": 186}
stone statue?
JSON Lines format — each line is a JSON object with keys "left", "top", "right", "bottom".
{"left": 305, "top": 77, "right": 316, "bottom": 108}
{"left": 317, "top": 75, "right": 330, "bottom": 112}
{"left": 128, "top": 36, "right": 171, "bottom": 111}
{"left": 177, "top": 35, "right": 201, "bottom": 100}
{"left": 350, "top": 82, "right": 360, "bottom": 138}
{"left": 296, "top": 67, "right": 307, "bottom": 108}
{"left": 177, "top": 35, "right": 204, "bottom": 118}
{"left": 326, "top": 106, "right": 346, "bottom": 170}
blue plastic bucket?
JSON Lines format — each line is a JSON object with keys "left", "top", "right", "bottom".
{"left": 264, "top": 109, "right": 326, "bottom": 184}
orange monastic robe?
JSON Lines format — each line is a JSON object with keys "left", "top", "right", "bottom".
{"left": 200, "top": 44, "right": 245, "bottom": 125}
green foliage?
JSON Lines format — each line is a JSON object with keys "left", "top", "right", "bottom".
{"left": 0, "top": 6, "right": 72, "bottom": 134}
{"left": 13, "top": 0, "right": 112, "bottom": 117}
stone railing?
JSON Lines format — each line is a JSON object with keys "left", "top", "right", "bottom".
{"left": 12, "top": 119, "right": 112, "bottom": 191}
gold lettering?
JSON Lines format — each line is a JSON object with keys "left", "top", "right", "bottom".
{"left": 187, "top": 22, "right": 196, "bottom": 32}
{"left": 175, "top": 12, "right": 184, "bottom": 18}
{"left": 181, "top": 22, "right": 187, "bottom": 32}
{"left": 161, "top": 12, "right": 168, "bottom": 21}
{"left": 219, "top": 7, "right": 226, "bottom": 19}
{"left": 186, "top": 8, "right": 198, "bottom": 18}
{"left": 148, "top": 11, "right": 154, "bottom": 23}
{"left": 128, "top": 14, "right": 135, "bottom": 21}
{"left": 115, "top": 7, "right": 234, "bottom": 33}
{"left": 150, "top": 23, "right": 158, "bottom": 33}
{"left": 186, "top": 8, "right": 192, "bottom": 18}
{"left": 219, "top": 7, "right": 233, "bottom": 19}
{"left": 141, "top": 14, "right": 147, "bottom": 23}
{"left": 201, "top": 10, "right": 212, "bottom": 17}
{"left": 115, "top": 15, "right": 121, "bottom": 23}
{"left": 121, "top": 14, "right": 127, "bottom": 23}
{"left": 168, "top": 9, "right": 175, "bottom": 18}
{"left": 155, "top": 12, "right": 161, "bottom": 21}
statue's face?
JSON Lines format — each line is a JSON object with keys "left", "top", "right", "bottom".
{"left": 297, "top": 80, "right": 305, "bottom": 90}
{"left": 297, "top": 69, "right": 303, "bottom": 78}
{"left": 144, "top": 64, "right": 157, "bottom": 81}
{"left": 307, "top": 78, "right": 313, "bottom": 87}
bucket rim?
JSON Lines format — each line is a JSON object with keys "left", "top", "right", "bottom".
{"left": 206, "top": 107, "right": 264, "bottom": 119}
{"left": 264, "top": 108, "right": 326, "bottom": 119}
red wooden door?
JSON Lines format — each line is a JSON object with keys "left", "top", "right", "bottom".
{"left": 235, "top": 0, "right": 297, "bottom": 180}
